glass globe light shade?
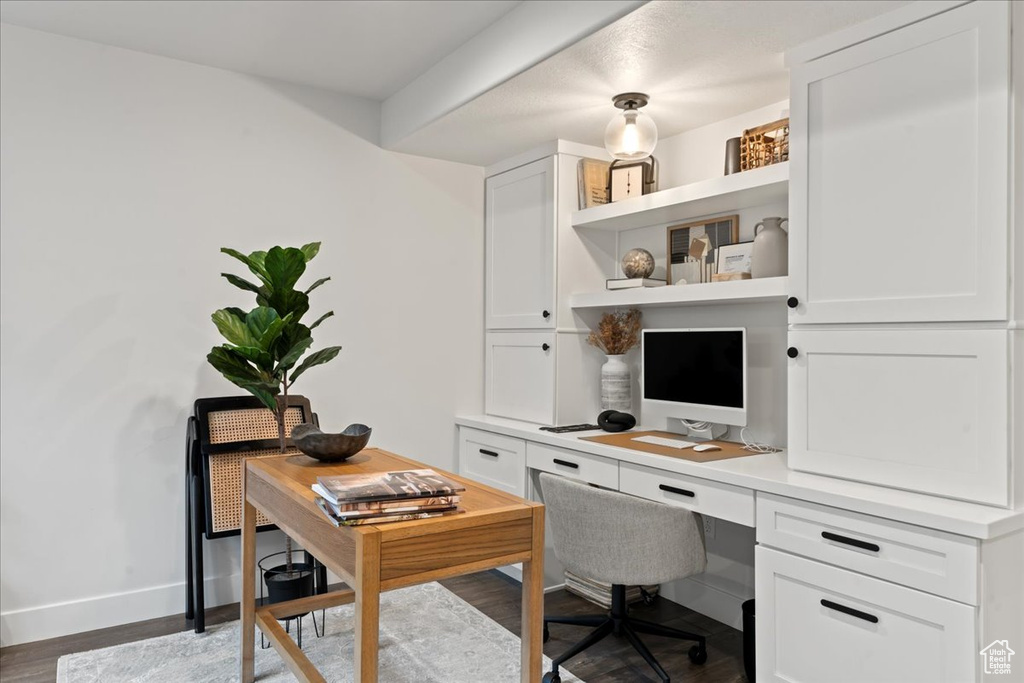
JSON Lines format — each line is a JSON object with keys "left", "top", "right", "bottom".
{"left": 605, "top": 107, "right": 658, "bottom": 160}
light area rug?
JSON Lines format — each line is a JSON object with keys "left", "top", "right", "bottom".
{"left": 56, "top": 582, "right": 583, "bottom": 682}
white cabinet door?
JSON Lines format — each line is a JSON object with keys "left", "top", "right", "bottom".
{"left": 486, "top": 157, "right": 556, "bottom": 330}
{"left": 788, "top": 329, "right": 1009, "bottom": 506}
{"left": 485, "top": 332, "right": 555, "bottom": 425}
{"left": 789, "top": 1, "right": 1009, "bottom": 324}
{"left": 756, "top": 546, "right": 975, "bottom": 683}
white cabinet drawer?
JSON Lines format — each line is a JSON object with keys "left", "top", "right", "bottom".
{"left": 757, "top": 494, "right": 978, "bottom": 604}
{"left": 619, "top": 462, "right": 754, "bottom": 527}
{"left": 756, "top": 546, "right": 975, "bottom": 683}
{"left": 526, "top": 442, "right": 618, "bottom": 489}
{"left": 458, "top": 428, "right": 526, "bottom": 497}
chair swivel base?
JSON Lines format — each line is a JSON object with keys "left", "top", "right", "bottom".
{"left": 542, "top": 584, "right": 707, "bottom": 683}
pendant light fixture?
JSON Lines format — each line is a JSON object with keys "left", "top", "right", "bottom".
{"left": 604, "top": 92, "right": 658, "bottom": 160}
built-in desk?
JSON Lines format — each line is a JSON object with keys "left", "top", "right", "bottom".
{"left": 455, "top": 414, "right": 1024, "bottom": 683}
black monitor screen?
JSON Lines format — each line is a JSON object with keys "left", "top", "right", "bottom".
{"left": 643, "top": 330, "right": 744, "bottom": 409}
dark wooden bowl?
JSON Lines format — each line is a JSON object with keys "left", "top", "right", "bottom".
{"left": 290, "top": 423, "right": 371, "bottom": 462}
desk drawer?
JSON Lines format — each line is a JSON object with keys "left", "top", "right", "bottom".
{"left": 526, "top": 443, "right": 618, "bottom": 489}
{"left": 619, "top": 462, "right": 754, "bottom": 527}
{"left": 459, "top": 428, "right": 526, "bottom": 497}
{"left": 756, "top": 546, "right": 975, "bottom": 683}
{"left": 757, "top": 494, "right": 978, "bottom": 604}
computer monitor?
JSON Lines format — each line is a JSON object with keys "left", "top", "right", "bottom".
{"left": 641, "top": 328, "right": 747, "bottom": 427}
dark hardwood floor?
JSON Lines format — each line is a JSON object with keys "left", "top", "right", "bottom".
{"left": 0, "top": 571, "right": 747, "bottom": 683}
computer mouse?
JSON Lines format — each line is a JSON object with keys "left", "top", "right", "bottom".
{"left": 693, "top": 444, "right": 721, "bottom": 452}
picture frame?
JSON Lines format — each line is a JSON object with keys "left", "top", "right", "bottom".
{"left": 716, "top": 240, "right": 755, "bottom": 275}
{"left": 577, "top": 158, "right": 611, "bottom": 209}
{"left": 666, "top": 214, "right": 739, "bottom": 284}
{"left": 608, "top": 157, "right": 657, "bottom": 202}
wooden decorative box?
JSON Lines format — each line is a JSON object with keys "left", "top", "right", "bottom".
{"left": 740, "top": 117, "right": 789, "bottom": 171}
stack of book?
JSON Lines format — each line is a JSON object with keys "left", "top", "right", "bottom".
{"left": 312, "top": 468, "right": 465, "bottom": 527}
{"left": 564, "top": 569, "right": 659, "bottom": 609}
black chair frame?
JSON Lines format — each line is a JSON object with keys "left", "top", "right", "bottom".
{"left": 184, "top": 395, "right": 328, "bottom": 633}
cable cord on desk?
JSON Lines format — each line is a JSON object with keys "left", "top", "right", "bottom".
{"left": 740, "top": 427, "right": 780, "bottom": 454}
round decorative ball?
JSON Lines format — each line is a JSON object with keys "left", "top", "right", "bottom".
{"left": 621, "top": 248, "right": 655, "bottom": 279}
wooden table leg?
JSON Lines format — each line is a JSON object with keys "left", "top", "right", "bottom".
{"left": 521, "top": 506, "right": 545, "bottom": 683}
{"left": 354, "top": 531, "right": 381, "bottom": 682}
{"left": 240, "top": 465, "right": 257, "bottom": 683}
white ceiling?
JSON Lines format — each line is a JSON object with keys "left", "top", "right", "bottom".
{"left": 0, "top": 0, "right": 521, "bottom": 101}
{"left": 0, "top": 0, "right": 911, "bottom": 166}
{"left": 392, "top": 0, "right": 911, "bottom": 165}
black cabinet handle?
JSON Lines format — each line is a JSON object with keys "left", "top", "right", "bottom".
{"left": 821, "top": 599, "right": 878, "bottom": 624}
{"left": 542, "top": 343, "right": 551, "bottom": 351}
{"left": 787, "top": 297, "right": 799, "bottom": 309}
{"left": 659, "top": 484, "right": 695, "bottom": 498}
{"left": 542, "top": 310, "right": 551, "bottom": 319}
{"left": 822, "top": 531, "right": 880, "bottom": 552}
{"left": 787, "top": 347, "right": 799, "bottom": 358}
{"left": 479, "top": 449, "right": 499, "bottom": 457}
{"left": 553, "top": 458, "right": 579, "bottom": 469}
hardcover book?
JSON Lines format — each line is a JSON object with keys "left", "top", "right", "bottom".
{"left": 311, "top": 484, "right": 460, "bottom": 513}
{"left": 314, "top": 468, "right": 465, "bottom": 505}
{"left": 315, "top": 498, "right": 463, "bottom": 527}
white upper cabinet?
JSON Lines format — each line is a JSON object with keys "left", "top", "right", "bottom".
{"left": 486, "top": 157, "right": 557, "bottom": 330}
{"left": 788, "top": 1, "right": 1010, "bottom": 324}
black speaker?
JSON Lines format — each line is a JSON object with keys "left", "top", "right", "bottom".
{"left": 597, "top": 410, "right": 636, "bottom": 433}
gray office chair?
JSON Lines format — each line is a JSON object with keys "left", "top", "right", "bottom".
{"left": 539, "top": 473, "right": 708, "bottom": 683}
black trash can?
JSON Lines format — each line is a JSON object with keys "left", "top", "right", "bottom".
{"left": 742, "top": 599, "right": 755, "bottom": 681}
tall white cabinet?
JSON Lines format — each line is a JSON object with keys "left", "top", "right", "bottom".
{"left": 786, "top": 0, "right": 1018, "bottom": 508}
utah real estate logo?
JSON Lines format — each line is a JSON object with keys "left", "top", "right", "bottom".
{"left": 980, "top": 640, "right": 1015, "bottom": 676}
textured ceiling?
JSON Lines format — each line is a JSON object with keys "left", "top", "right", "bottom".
{"left": 0, "top": 0, "right": 521, "bottom": 101}
{"left": 391, "top": 0, "right": 911, "bottom": 165}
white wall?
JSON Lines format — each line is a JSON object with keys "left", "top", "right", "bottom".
{"left": 0, "top": 24, "right": 484, "bottom": 646}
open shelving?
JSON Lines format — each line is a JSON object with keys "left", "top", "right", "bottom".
{"left": 569, "top": 276, "right": 789, "bottom": 310}
{"left": 572, "top": 162, "right": 789, "bottom": 232}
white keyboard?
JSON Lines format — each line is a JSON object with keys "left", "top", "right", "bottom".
{"left": 631, "top": 435, "right": 697, "bottom": 449}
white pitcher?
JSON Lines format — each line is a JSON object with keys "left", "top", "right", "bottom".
{"left": 751, "top": 216, "right": 788, "bottom": 278}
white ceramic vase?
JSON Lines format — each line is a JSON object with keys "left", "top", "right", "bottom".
{"left": 751, "top": 216, "right": 789, "bottom": 278}
{"left": 601, "top": 354, "right": 631, "bottom": 411}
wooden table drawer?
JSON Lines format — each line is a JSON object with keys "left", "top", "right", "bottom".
{"left": 757, "top": 493, "right": 978, "bottom": 603}
{"left": 756, "top": 546, "right": 975, "bottom": 683}
{"left": 619, "top": 462, "right": 754, "bottom": 527}
{"left": 459, "top": 428, "right": 526, "bottom": 497}
{"left": 526, "top": 442, "right": 618, "bottom": 489}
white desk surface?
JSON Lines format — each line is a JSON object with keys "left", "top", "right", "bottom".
{"left": 455, "top": 414, "right": 1024, "bottom": 540}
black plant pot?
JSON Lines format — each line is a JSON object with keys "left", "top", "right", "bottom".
{"left": 264, "top": 562, "right": 316, "bottom": 607}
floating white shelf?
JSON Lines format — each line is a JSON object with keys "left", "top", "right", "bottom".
{"left": 572, "top": 162, "right": 789, "bottom": 232}
{"left": 569, "top": 276, "right": 789, "bottom": 310}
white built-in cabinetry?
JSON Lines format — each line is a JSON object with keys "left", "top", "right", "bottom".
{"left": 786, "top": 0, "right": 1018, "bottom": 508}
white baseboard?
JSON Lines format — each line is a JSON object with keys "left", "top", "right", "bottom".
{"left": 0, "top": 573, "right": 243, "bottom": 647}
{"left": 659, "top": 575, "right": 750, "bottom": 631}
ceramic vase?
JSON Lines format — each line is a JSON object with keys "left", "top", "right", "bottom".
{"left": 601, "top": 354, "right": 631, "bottom": 411}
{"left": 751, "top": 216, "right": 789, "bottom": 278}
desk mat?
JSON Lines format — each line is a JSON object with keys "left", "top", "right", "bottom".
{"left": 579, "top": 431, "right": 755, "bottom": 463}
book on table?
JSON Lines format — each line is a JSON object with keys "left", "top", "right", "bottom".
{"left": 312, "top": 468, "right": 466, "bottom": 526}
{"left": 606, "top": 278, "right": 667, "bottom": 290}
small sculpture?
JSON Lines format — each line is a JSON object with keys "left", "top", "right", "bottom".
{"left": 621, "top": 248, "right": 655, "bottom": 279}
{"left": 290, "top": 423, "right": 371, "bottom": 462}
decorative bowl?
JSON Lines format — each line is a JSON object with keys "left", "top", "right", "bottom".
{"left": 290, "top": 423, "right": 372, "bottom": 462}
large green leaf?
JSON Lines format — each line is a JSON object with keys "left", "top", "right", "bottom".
{"left": 265, "top": 288, "right": 309, "bottom": 322}
{"left": 304, "top": 277, "right": 330, "bottom": 295}
{"left": 222, "top": 247, "right": 269, "bottom": 286}
{"left": 300, "top": 242, "right": 321, "bottom": 262}
{"left": 290, "top": 346, "right": 341, "bottom": 382}
{"left": 308, "top": 310, "right": 334, "bottom": 330}
{"left": 264, "top": 246, "right": 306, "bottom": 293}
{"left": 245, "top": 306, "right": 280, "bottom": 340}
{"left": 207, "top": 346, "right": 264, "bottom": 383}
{"left": 237, "top": 383, "right": 278, "bottom": 412}
{"left": 221, "top": 273, "right": 262, "bottom": 295}
{"left": 211, "top": 309, "right": 256, "bottom": 347}
{"left": 228, "top": 344, "right": 274, "bottom": 371}
{"left": 277, "top": 336, "right": 314, "bottom": 372}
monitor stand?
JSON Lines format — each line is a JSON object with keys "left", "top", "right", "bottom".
{"left": 668, "top": 418, "right": 728, "bottom": 441}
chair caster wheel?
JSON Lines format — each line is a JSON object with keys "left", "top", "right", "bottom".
{"left": 542, "top": 673, "right": 561, "bottom": 683}
{"left": 688, "top": 644, "right": 708, "bottom": 665}
{"left": 543, "top": 624, "right": 550, "bottom": 643}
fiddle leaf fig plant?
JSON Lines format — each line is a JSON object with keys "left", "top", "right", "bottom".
{"left": 207, "top": 243, "right": 342, "bottom": 452}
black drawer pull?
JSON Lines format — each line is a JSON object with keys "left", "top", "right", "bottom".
{"left": 553, "top": 458, "right": 579, "bottom": 469}
{"left": 787, "top": 296, "right": 799, "bottom": 309}
{"left": 822, "top": 531, "right": 880, "bottom": 552}
{"left": 542, "top": 310, "right": 551, "bottom": 318}
{"left": 787, "top": 347, "right": 799, "bottom": 358}
{"left": 821, "top": 599, "right": 878, "bottom": 624}
{"left": 542, "top": 343, "right": 551, "bottom": 351}
{"left": 479, "top": 449, "right": 499, "bottom": 457}
{"left": 659, "top": 484, "right": 695, "bottom": 498}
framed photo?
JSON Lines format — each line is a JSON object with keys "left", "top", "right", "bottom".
{"left": 577, "top": 159, "right": 610, "bottom": 209}
{"left": 666, "top": 214, "right": 739, "bottom": 284}
{"left": 608, "top": 158, "right": 657, "bottom": 202}
{"left": 716, "top": 241, "right": 754, "bottom": 274}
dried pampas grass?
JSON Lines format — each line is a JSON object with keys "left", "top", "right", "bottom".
{"left": 587, "top": 309, "right": 642, "bottom": 355}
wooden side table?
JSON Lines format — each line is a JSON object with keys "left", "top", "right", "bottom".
{"left": 240, "top": 448, "right": 545, "bottom": 683}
